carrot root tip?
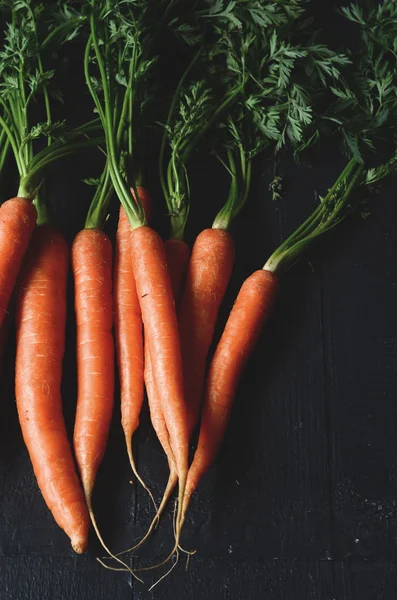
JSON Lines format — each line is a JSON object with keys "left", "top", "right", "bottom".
{"left": 71, "top": 538, "right": 88, "bottom": 554}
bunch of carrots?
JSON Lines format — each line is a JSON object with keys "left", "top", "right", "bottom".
{"left": 0, "top": 0, "right": 397, "bottom": 585}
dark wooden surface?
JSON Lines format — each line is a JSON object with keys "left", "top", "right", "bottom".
{"left": 1, "top": 7, "right": 397, "bottom": 600}
{"left": 0, "top": 144, "right": 396, "bottom": 600}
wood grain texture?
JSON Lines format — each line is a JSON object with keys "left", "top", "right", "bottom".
{"left": 0, "top": 556, "right": 133, "bottom": 600}
{"left": 320, "top": 173, "right": 397, "bottom": 565}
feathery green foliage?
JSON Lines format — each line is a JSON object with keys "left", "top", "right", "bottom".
{"left": 327, "top": 0, "right": 397, "bottom": 165}
{"left": 83, "top": 0, "right": 180, "bottom": 228}
{"left": 211, "top": 0, "right": 350, "bottom": 230}
{"left": 264, "top": 0, "right": 397, "bottom": 274}
{"left": 0, "top": 0, "right": 100, "bottom": 212}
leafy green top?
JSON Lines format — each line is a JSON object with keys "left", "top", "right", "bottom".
{"left": 160, "top": 0, "right": 318, "bottom": 239}
{"left": 264, "top": 0, "right": 397, "bottom": 275}
{"left": 264, "top": 157, "right": 364, "bottom": 273}
{"left": 210, "top": 2, "right": 350, "bottom": 230}
{"left": 0, "top": 0, "right": 96, "bottom": 210}
{"left": 83, "top": 0, "right": 172, "bottom": 228}
{"left": 326, "top": 0, "right": 397, "bottom": 165}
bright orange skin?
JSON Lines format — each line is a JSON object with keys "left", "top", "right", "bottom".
{"left": 145, "top": 335, "right": 175, "bottom": 470}
{"left": 115, "top": 206, "right": 144, "bottom": 441}
{"left": 0, "top": 198, "right": 37, "bottom": 328}
{"left": 183, "top": 269, "right": 279, "bottom": 516}
{"left": 115, "top": 188, "right": 152, "bottom": 444}
{"left": 178, "top": 228, "right": 235, "bottom": 436}
{"left": 15, "top": 225, "right": 89, "bottom": 554}
{"left": 145, "top": 238, "right": 190, "bottom": 471}
{"left": 72, "top": 229, "right": 114, "bottom": 499}
{"left": 130, "top": 226, "right": 188, "bottom": 483}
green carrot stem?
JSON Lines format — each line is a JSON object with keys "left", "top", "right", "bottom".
{"left": 264, "top": 158, "right": 364, "bottom": 274}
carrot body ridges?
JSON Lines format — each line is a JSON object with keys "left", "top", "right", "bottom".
{"left": 115, "top": 206, "right": 144, "bottom": 440}
{"left": 72, "top": 228, "right": 114, "bottom": 498}
{"left": 15, "top": 224, "right": 89, "bottom": 553}
{"left": 130, "top": 226, "right": 188, "bottom": 477}
{"left": 145, "top": 238, "right": 190, "bottom": 455}
{"left": 142, "top": 237, "right": 189, "bottom": 524}
{"left": 179, "top": 228, "right": 235, "bottom": 435}
{"left": 183, "top": 269, "right": 279, "bottom": 513}
{"left": 0, "top": 198, "right": 37, "bottom": 328}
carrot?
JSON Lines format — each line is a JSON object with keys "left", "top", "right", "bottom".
{"left": 130, "top": 226, "right": 189, "bottom": 543}
{"left": 73, "top": 165, "right": 143, "bottom": 576}
{"left": 72, "top": 226, "right": 137, "bottom": 570}
{"left": 15, "top": 224, "right": 89, "bottom": 553}
{"left": 114, "top": 186, "right": 154, "bottom": 494}
{"left": 145, "top": 338, "right": 178, "bottom": 522}
{"left": 0, "top": 198, "right": 37, "bottom": 329}
{"left": 145, "top": 238, "right": 189, "bottom": 465}
{"left": 98, "top": 236, "right": 190, "bottom": 567}
{"left": 181, "top": 269, "right": 279, "bottom": 523}
{"left": 115, "top": 206, "right": 141, "bottom": 469}
{"left": 111, "top": 338, "right": 178, "bottom": 562}
{"left": 178, "top": 228, "right": 235, "bottom": 436}
{"left": 181, "top": 156, "right": 367, "bottom": 527}
{"left": 85, "top": 1, "right": 189, "bottom": 569}
{"left": 140, "top": 238, "right": 190, "bottom": 539}
{"left": 72, "top": 228, "right": 114, "bottom": 504}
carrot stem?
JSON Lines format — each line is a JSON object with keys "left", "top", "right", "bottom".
{"left": 265, "top": 158, "right": 364, "bottom": 273}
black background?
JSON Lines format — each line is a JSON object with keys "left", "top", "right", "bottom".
{"left": 1, "top": 3, "right": 397, "bottom": 599}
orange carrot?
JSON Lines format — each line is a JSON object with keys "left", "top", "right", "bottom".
{"left": 143, "top": 238, "right": 190, "bottom": 530}
{"left": 111, "top": 340, "right": 178, "bottom": 561}
{"left": 145, "top": 336, "right": 178, "bottom": 517}
{"left": 178, "top": 228, "right": 235, "bottom": 436}
{"left": 181, "top": 269, "right": 279, "bottom": 523}
{"left": 98, "top": 233, "right": 189, "bottom": 563}
{"left": 15, "top": 224, "right": 89, "bottom": 553}
{"left": 0, "top": 198, "right": 37, "bottom": 328}
{"left": 130, "top": 226, "right": 189, "bottom": 539}
{"left": 114, "top": 185, "right": 159, "bottom": 508}
{"left": 72, "top": 228, "right": 114, "bottom": 503}
{"left": 115, "top": 206, "right": 143, "bottom": 471}
{"left": 145, "top": 237, "right": 190, "bottom": 468}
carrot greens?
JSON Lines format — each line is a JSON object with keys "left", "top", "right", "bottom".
{"left": 264, "top": 0, "right": 397, "bottom": 274}
{"left": 0, "top": 1, "right": 103, "bottom": 222}
{"left": 211, "top": 0, "right": 350, "bottom": 231}
{"left": 83, "top": 0, "right": 166, "bottom": 227}
{"left": 159, "top": 1, "right": 298, "bottom": 241}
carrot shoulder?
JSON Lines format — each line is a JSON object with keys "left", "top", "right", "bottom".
{"left": 0, "top": 198, "right": 37, "bottom": 328}
{"left": 182, "top": 269, "right": 279, "bottom": 520}
{"left": 15, "top": 224, "right": 89, "bottom": 553}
